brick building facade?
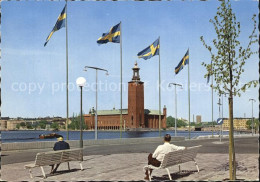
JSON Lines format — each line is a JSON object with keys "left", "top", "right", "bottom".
{"left": 84, "top": 62, "right": 167, "bottom": 130}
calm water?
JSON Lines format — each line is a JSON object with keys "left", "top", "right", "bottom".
{"left": 0, "top": 130, "right": 230, "bottom": 143}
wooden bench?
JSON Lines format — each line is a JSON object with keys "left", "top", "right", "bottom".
{"left": 24, "top": 148, "right": 83, "bottom": 179}
{"left": 143, "top": 145, "right": 201, "bottom": 181}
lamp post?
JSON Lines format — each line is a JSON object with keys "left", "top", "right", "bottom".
{"left": 210, "top": 61, "right": 214, "bottom": 137}
{"left": 76, "top": 77, "right": 86, "bottom": 148}
{"left": 168, "top": 83, "right": 182, "bottom": 137}
{"left": 84, "top": 66, "right": 108, "bottom": 140}
{"left": 217, "top": 97, "right": 222, "bottom": 142}
{"left": 249, "top": 99, "right": 255, "bottom": 136}
{"left": 221, "top": 94, "right": 225, "bottom": 136}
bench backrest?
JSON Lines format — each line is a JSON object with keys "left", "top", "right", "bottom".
{"left": 160, "top": 149, "right": 183, "bottom": 168}
{"left": 35, "top": 148, "right": 83, "bottom": 166}
{"left": 181, "top": 145, "right": 201, "bottom": 163}
{"left": 160, "top": 145, "right": 201, "bottom": 168}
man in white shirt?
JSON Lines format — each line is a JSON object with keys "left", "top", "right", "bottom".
{"left": 144, "top": 134, "right": 186, "bottom": 180}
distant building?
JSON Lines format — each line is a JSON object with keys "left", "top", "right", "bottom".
{"left": 84, "top": 62, "right": 167, "bottom": 130}
{"left": 6, "top": 120, "right": 21, "bottom": 130}
{"left": 179, "top": 117, "right": 188, "bottom": 124}
{"left": 223, "top": 118, "right": 252, "bottom": 130}
{"left": 0, "top": 120, "right": 7, "bottom": 130}
{"left": 196, "top": 115, "right": 202, "bottom": 124}
{"left": 0, "top": 117, "right": 68, "bottom": 130}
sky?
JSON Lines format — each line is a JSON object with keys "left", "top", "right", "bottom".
{"left": 1, "top": 0, "right": 259, "bottom": 122}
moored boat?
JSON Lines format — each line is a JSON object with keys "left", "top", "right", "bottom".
{"left": 39, "top": 133, "right": 63, "bottom": 139}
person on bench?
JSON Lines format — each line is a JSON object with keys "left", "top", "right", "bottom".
{"left": 144, "top": 134, "right": 186, "bottom": 180}
{"left": 50, "top": 137, "right": 70, "bottom": 174}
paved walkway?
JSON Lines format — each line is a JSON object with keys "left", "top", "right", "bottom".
{"left": 1, "top": 152, "right": 258, "bottom": 181}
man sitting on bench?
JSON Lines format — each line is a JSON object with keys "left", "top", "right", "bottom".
{"left": 50, "top": 137, "right": 70, "bottom": 174}
{"left": 144, "top": 134, "right": 186, "bottom": 180}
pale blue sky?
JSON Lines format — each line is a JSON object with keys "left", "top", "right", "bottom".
{"left": 1, "top": 1, "right": 259, "bottom": 121}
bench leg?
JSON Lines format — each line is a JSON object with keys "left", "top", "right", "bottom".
{"left": 28, "top": 169, "right": 33, "bottom": 178}
{"left": 67, "top": 162, "right": 70, "bottom": 170}
{"left": 40, "top": 166, "right": 46, "bottom": 179}
{"left": 148, "top": 169, "right": 152, "bottom": 181}
{"left": 179, "top": 165, "right": 181, "bottom": 173}
{"left": 79, "top": 162, "right": 83, "bottom": 171}
{"left": 165, "top": 168, "right": 172, "bottom": 180}
{"left": 193, "top": 159, "right": 199, "bottom": 173}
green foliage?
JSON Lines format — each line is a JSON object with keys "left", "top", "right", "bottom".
{"left": 26, "top": 122, "right": 33, "bottom": 129}
{"left": 20, "top": 122, "right": 26, "bottom": 127}
{"left": 246, "top": 118, "right": 259, "bottom": 130}
{"left": 68, "top": 113, "right": 87, "bottom": 130}
{"left": 16, "top": 123, "right": 20, "bottom": 129}
{"left": 166, "top": 116, "right": 174, "bottom": 127}
{"left": 190, "top": 122, "right": 195, "bottom": 126}
{"left": 32, "top": 123, "right": 38, "bottom": 129}
{"left": 39, "top": 120, "right": 48, "bottom": 129}
{"left": 204, "top": 121, "right": 217, "bottom": 126}
{"left": 166, "top": 116, "right": 187, "bottom": 128}
{"left": 190, "top": 122, "right": 203, "bottom": 127}
{"left": 200, "top": 0, "right": 258, "bottom": 97}
{"left": 50, "top": 122, "right": 59, "bottom": 130}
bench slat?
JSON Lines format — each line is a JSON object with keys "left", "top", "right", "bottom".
{"left": 36, "top": 153, "right": 63, "bottom": 166}
{"left": 33, "top": 149, "right": 83, "bottom": 166}
{"left": 62, "top": 150, "right": 82, "bottom": 161}
{"left": 154, "top": 145, "right": 202, "bottom": 169}
{"left": 161, "top": 150, "right": 183, "bottom": 168}
{"left": 24, "top": 148, "right": 84, "bottom": 179}
{"left": 144, "top": 145, "right": 202, "bottom": 181}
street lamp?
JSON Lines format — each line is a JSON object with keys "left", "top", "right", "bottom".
{"left": 84, "top": 66, "right": 108, "bottom": 140}
{"left": 249, "top": 99, "right": 255, "bottom": 136}
{"left": 76, "top": 77, "right": 86, "bottom": 148}
{"left": 168, "top": 83, "right": 182, "bottom": 137}
{"left": 217, "top": 97, "right": 222, "bottom": 142}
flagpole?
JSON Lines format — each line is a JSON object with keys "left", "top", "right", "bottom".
{"left": 159, "top": 36, "right": 161, "bottom": 137}
{"left": 120, "top": 21, "right": 123, "bottom": 139}
{"left": 211, "top": 61, "right": 214, "bottom": 137}
{"left": 188, "top": 48, "right": 190, "bottom": 139}
{"left": 65, "top": 0, "right": 69, "bottom": 140}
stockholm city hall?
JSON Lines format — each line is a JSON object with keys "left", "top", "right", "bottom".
{"left": 84, "top": 62, "right": 167, "bottom": 130}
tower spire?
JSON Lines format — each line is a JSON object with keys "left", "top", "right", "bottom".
{"left": 132, "top": 61, "right": 140, "bottom": 81}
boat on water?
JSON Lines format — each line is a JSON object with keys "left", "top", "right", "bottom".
{"left": 39, "top": 133, "right": 63, "bottom": 139}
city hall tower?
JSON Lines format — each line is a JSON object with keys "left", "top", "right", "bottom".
{"left": 128, "top": 62, "right": 145, "bottom": 128}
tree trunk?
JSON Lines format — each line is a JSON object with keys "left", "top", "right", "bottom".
{"left": 228, "top": 96, "right": 236, "bottom": 180}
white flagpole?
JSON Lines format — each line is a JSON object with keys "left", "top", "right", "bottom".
{"left": 65, "top": 0, "right": 69, "bottom": 140}
{"left": 120, "top": 21, "right": 123, "bottom": 138}
{"left": 159, "top": 37, "right": 161, "bottom": 137}
{"left": 188, "top": 48, "right": 190, "bottom": 139}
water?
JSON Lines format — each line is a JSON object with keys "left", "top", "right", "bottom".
{"left": 0, "top": 130, "right": 229, "bottom": 143}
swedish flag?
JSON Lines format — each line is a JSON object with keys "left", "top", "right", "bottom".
{"left": 44, "top": 5, "right": 66, "bottom": 47}
{"left": 137, "top": 38, "right": 159, "bottom": 60}
{"left": 97, "top": 23, "right": 121, "bottom": 44}
{"left": 175, "top": 49, "right": 189, "bottom": 75}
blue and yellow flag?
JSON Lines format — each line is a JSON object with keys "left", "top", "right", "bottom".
{"left": 175, "top": 49, "right": 189, "bottom": 75}
{"left": 97, "top": 23, "right": 121, "bottom": 44}
{"left": 137, "top": 38, "right": 159, "bottom": 60}
{"left": 44, "top": 5, "right": 66, "bottom": 47}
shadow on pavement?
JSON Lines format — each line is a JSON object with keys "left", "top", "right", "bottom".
{"left": 152, "top": 169, "right": 200, "bottom": 181}
{"left": 35, "top": 169, "right": 81, "bottom": 179}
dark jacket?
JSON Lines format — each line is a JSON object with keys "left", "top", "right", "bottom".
{"left": 53, "top": 141, "right": 70, "bottom": 151}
